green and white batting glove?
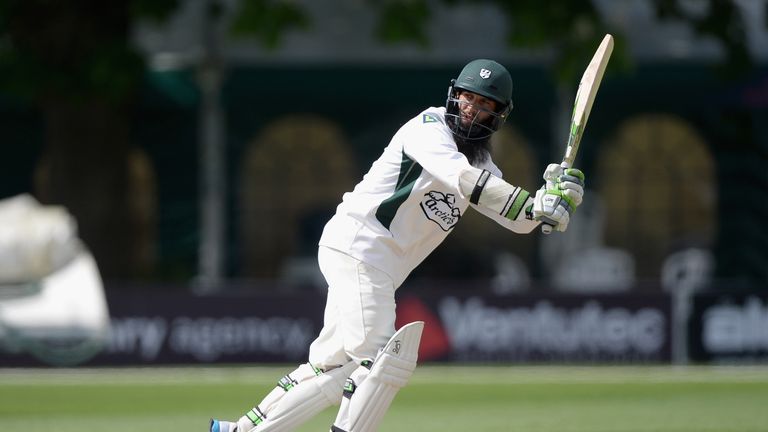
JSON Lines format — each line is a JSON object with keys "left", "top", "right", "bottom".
{"left": 533, "top": 163, "right": 586, "bottom": 232}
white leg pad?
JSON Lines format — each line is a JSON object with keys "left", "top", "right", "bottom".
{"left": 236, "top": 363, "right": 322, "bottom": 430}
{"left": 332, "top": 321, "right": 424, "bottom": 432}
{"left": 250, "top": 361, "right": 357, "bottom": 432}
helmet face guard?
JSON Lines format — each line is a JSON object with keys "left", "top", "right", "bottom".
{"left": 445, "top": 59, "right": 513, "bottom": 141}
{"left": 445, "top": 82, "right": 512, "bottom": 141}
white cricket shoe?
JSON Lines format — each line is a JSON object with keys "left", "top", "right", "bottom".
{"left": 210, "top": 419, "right": 238, "bottom": 432}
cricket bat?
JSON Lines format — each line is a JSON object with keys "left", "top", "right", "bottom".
{"left": 542, "top": 34, "right": 614, "bottom": 234}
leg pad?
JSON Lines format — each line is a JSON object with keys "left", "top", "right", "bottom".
{"left": 332, "top": 321, "right": 424, "bottom": 432}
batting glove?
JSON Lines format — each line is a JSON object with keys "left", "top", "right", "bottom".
{"left": 533, "top": 163, "right": 586, "bottom": 232}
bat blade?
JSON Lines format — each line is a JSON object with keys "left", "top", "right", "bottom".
{"left": 562, "top": 34, "right": 614, "bottom": 168}
{"left": 541, "top": 34, "right": 613, "bottom": 235}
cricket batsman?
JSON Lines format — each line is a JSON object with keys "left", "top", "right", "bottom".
{"left": 210, "top": 59, "right": 585, "bottom": 432}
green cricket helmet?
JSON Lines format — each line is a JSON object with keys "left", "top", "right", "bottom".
{"left": 445, "top": 59, "right": 513, "bottom": 141}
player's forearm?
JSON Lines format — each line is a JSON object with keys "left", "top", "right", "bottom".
{"left": 472, "top": 202, "right": 540, "bottom": 234}
{"left": 458, "top": 167, "right": 534, "bottom": 223}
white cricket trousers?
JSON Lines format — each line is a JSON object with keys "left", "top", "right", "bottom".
{"left": 309, "top": 246, "right": 397, "bottom": 369}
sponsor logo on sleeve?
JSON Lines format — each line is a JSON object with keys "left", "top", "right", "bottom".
{"left": 420, "top": 191, "right": 461, "bottom": 231}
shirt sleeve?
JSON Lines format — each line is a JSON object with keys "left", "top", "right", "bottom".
{"left": 400, "top": 115, "right": 472, "bottom": 194}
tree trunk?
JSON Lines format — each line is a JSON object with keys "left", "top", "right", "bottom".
{"left": 35, "top": 98, "right": 141, "bottom": 278}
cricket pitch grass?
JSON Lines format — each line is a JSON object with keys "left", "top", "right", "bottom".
{"left": 2, "top": 365, "right": 768, "bottom": 431}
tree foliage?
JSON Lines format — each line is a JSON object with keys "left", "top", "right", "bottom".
{"left": 0, "top": 0, "right": 759, "bottom": 104}
{"left": 365, "top": 0, "right": 756, "bottom": 81}
{"left": 652, "top": 0, "right": 752, "bottom": 76}
{"left": 225, "top": 0, "right": 758, "bottom": 83}
{"left": 0, "top": 0, "right": 179, "bottom": 104}
{"left": 230, "top": 0, "right": 310, "bottom": 49}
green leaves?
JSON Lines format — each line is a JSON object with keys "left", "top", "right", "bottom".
{"left": 375, "top": 0, "right": 431, "bottom": 47}
{"left": 0, "top": 0, "right": 758, "bottom": 104}
{"left": 230, "top": 0, "right": 310, "bottom": 49}
{"left": 497, "top": 1, "right": 622, "bottom": 84}
{"left": 652, "top": 0, "right": 753, "bottom": 78}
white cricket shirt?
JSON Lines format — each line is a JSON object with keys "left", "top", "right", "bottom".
{"left": 319, "top": 107, "right": 538, "bottom": 287}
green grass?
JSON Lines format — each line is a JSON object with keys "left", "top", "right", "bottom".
{"left": 2, "top": 365, "right": 768, "bottom": 431}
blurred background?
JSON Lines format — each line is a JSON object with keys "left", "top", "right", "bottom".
{"left": 0, "top": 0, "right": 766, "bottom": 367}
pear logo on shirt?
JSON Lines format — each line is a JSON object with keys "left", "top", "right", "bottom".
{"left": 420, "top": 191, "right": 461, "bottom": 231}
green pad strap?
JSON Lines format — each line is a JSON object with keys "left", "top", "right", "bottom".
{"left": 247, "top": 407, "right": 266, "bottom": 426}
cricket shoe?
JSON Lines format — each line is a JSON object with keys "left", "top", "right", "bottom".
{"left": 210, "top": 419, "right": 238, "bottom": 432}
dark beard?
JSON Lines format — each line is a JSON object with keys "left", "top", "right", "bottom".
{"left": 455, "top": 136, "right": 491, "bottom": 166}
